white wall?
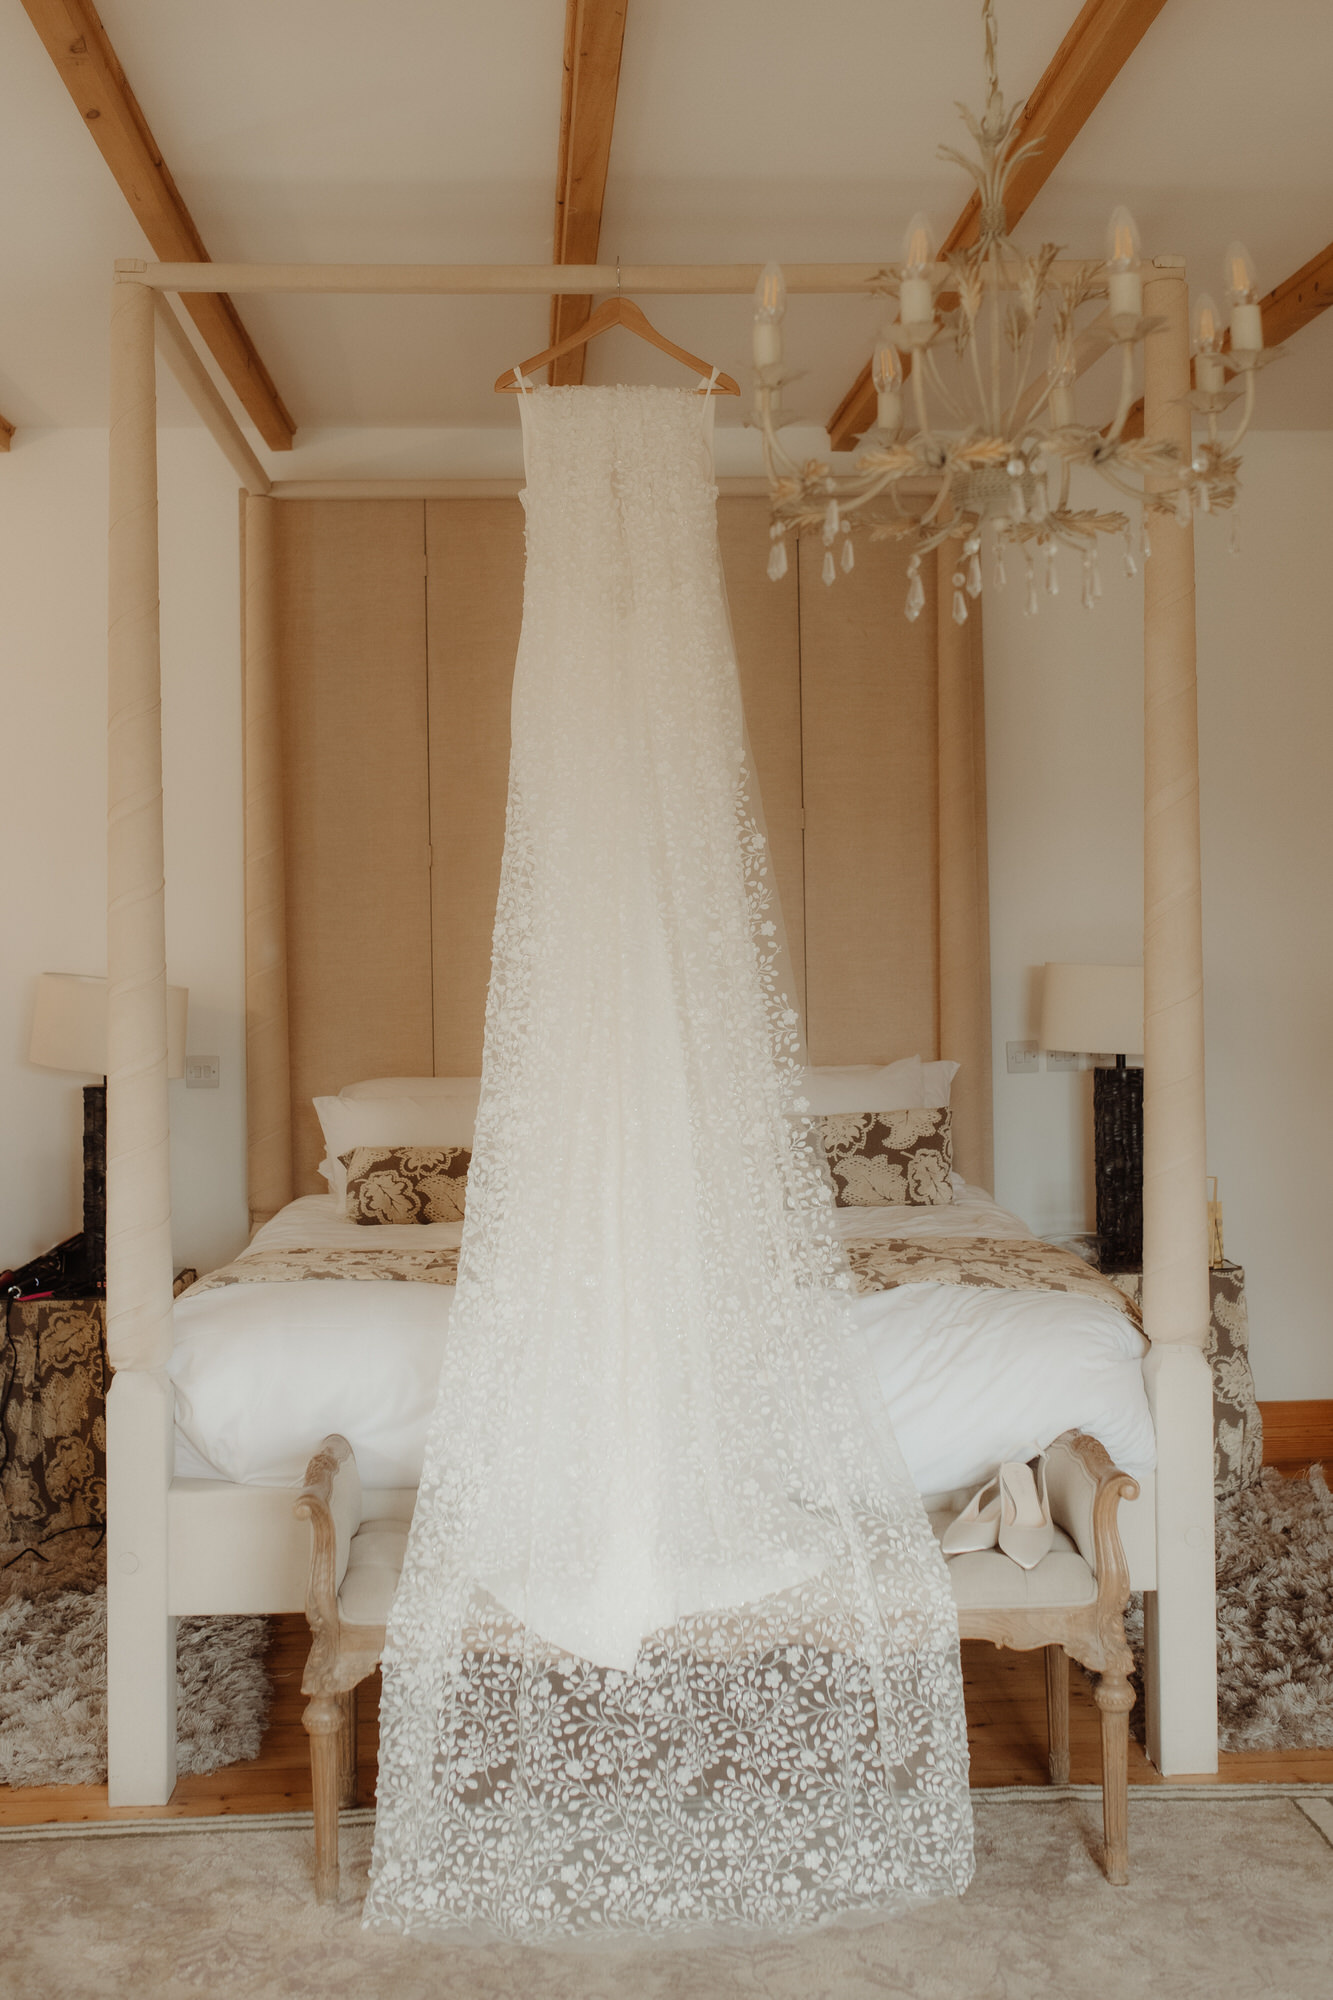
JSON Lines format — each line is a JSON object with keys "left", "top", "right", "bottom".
{"left": 0, "top": 427, "right": 247, "bottom": 1279}
{"left": 985, "top": 434, "right": 1333, "bottom": 1400}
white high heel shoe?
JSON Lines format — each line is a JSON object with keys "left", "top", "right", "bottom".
{"left": 996, "top": 1456, "right": 1053, "bottom": 1570}
{"left": 940, "top": 1475, "right": 1001, "bottom": 1556}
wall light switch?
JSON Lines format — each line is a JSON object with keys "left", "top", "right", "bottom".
{"left": 185, "top": 1055, "right": 220, "bottom": 1089}
{"left": 1044, "top": 1049, "right": 1083, "bottom": 1072}
{"left": 1005, "top": 1039, "right": 1040, "bottom": 1074}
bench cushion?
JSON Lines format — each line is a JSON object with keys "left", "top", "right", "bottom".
{"left": 337, "top": 1523, "right": 409, "bottom": 1628}
{"left": 927, "top": 1516, "right": 1099, "bottom": 1611}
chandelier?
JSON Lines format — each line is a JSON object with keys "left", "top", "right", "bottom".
{"left": 752, "top": 0, "right": 1273, "bottom": 622}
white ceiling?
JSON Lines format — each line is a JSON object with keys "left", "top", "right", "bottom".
{"left": 1, "top": 0, "right": 1331, "bottom": 466}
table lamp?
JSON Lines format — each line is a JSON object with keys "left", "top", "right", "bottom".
{"left": 28, "top": 973, "right": 187, "bottom": 1292}
{"left": 1040, "top": 962, "right": 1144, "bottom": 1271}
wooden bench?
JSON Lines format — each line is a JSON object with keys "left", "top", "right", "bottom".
{"left": 296, "top": 1426, "right": 1138, "bottom": 1901}
{"left": 933, "top": 1429, "right": 1140, "bottom": 1884}
{"left": 294, "top": 1435, "right": 407, "bottom": 1901}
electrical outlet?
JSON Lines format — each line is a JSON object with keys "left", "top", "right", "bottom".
{"left": 185, "top": 1055, "right": 220, "bottom": 1090}
{"left": 1005, "top": 1039, "right": 1040, "bottom": 1074}
{"left": 1044, "top": 1049, "right": 1083, "bottom": 1072}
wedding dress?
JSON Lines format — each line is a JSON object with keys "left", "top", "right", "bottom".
{"left": 365, "top": 383, "right": 973, "bottom": 1942}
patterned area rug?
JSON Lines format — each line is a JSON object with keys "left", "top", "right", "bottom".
{"left": 0, "top": 1532, "right": 270, "bottom": 1787}
{"left": 1128, "top": 1465, "right": 1333, "bottom": 1752}
{"left": 2, "top": 1794, "right": 1330, "bottom": 1999}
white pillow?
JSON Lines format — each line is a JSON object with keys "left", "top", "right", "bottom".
{"left": 799, "top": 1056, "right": 925, "bottom": 1114}
{"left": 313, "top": 1095, "right": 479, "bottom": 1208}
{"left": 921, "top": 1059, "right": 960, "bottom": 1108}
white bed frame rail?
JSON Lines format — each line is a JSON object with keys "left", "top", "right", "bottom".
{"left": 104, "top": 256, "right": 1216, "bottom": 1803}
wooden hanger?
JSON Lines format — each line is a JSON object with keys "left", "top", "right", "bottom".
{"left": 495, "top": 295, "right": 739, "bottom": 394}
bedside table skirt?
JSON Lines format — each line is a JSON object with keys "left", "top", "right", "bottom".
{"left": 1, "top": 1297, "right": 107, "bottom": 1547}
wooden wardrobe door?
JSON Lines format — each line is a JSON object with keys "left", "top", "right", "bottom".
{"left": 799, "top": 536, "right": 940, "bottom": 1066}
{"left": 426, "top": 500, "right": 527, "bottom": 1076}
{"left": 274, "top": 500, "right": 433, "bottom": 1191}
{"left": 716, "top": 498, "right": 806, "bottom": 1019}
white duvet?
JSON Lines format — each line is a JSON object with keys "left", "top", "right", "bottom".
{"left": 169, "top": 1188, "right": 1155, "bottom": 1499}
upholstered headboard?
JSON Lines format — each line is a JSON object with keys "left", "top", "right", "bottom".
{"left": 242, "top": 494, "right": 991, "bottom": 1225}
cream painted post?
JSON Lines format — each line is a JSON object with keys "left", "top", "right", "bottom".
{"left": 243, "top": 495, "right": 294, "bottom": 1233}
{"left": 935, "top": 554, "right": 993, "bottom": 1190}
{"left": 1139, "top": 256, "right": 1219, "bottom": 1775}
{"left": 106, "top": 269, "right": 178, "bottom": 1805}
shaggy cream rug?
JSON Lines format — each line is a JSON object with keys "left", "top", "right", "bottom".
{"left": 0, "top": 1585, "right": 271, "bottom": 1787}
{"left": 2, "top": 1792, "right": 1330, "bottom": 1999}
{"left": 1127, "top": 1465, "right": 1333, "bottom": 1752}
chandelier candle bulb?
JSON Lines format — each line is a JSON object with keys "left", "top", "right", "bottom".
{"left": 1193, "top": 293, "right": 1226, "bottom": 392}
{"left": 1224, "top": 242, "right": 1263, "bottom": 351}
{"left": 752, "top": 262, "right": 786, "bottom": 368}
{"left": 899, "top": 213, "right": 937, "bottom": 324}
{"left": 872, "top": 334, "right": 903, "bottom": 432}
{"left": 1105, "top": 206, "right": 1143, "bottom": 320}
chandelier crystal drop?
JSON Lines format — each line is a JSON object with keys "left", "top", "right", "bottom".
{"left": 753, "top": 0, "right": 1276, "bottom": 621}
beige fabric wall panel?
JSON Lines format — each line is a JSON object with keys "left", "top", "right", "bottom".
{"left": 715, "top": 498, "right": 806, "bottom": 1018}
{"left": 426, "top": 501, "right": 527, "bottom": 1075}
{"left": 799, "top": 535, "right": 939, "bottom": 1067}
{"left": 275, "top": 501, "right": 433, "bottom": 1191}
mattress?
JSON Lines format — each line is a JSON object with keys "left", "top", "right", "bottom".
{"left": 169, "top": 1189, "right": 1155, "bottom": 1497}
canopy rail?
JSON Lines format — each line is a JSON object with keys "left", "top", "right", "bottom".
{"left": 153, "top": 296, "right": 271, "bottom": 496}
{"left": 120, "top": 257, "right": 1101, "bottom": 297}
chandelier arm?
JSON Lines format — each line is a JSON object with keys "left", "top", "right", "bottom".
{"left": 1221, "top": 368, "right": 1257, "bottom": 458}
{"left": 910, "top": 357, "right": 936, "bottom": 443}
{"left": 1095, "top": 463, "right": 1167, "bottom": 509}
{"left": 1102, "top": 342, "right": 1140, "bottom": 445}
{"left": 1000, "top": 316, "right": 1044, "bottom": 436}
{"left": 921, "top": 346, "right": 970, "bottom": 426}
{"left": 916, "top": 469, "right": 958, "bottom": 532}
{"left": 757, "top": 390, "right": 804, "bottom": 483}
{"left": 988, "top": 246, "right": 1004, "bottom": 433}
{"left": 965, "top": 313, "right": 995, "bottom": 432}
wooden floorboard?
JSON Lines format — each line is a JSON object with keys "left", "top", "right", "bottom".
{"left": 1260, "top": 1399, "right": 1333, "bottom": 1475}
{"left": 3, "top": 1616, "right": 1332, "bottom": 1827}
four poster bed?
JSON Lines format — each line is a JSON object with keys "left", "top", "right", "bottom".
{"left": 103, "top": 254, "right": 1217, "bottom": 1806}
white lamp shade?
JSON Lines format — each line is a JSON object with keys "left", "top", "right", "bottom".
{"left": 1040, "top": 963, "right": 1143, "bottom": 1058}
{"left": 28, "top": 973, "right": 188, "bottom": 1079}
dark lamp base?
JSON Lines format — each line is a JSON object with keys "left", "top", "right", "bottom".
{"left": 1093, "top": 1063, "right": 1143, "bottom": 1272}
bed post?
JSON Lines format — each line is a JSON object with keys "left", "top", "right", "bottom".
{"left": 1139, "top": 255, "right": 1219, "bottom": 1775}
{"left": 105, "top": 265, "right": 178, "bottom": 1806}
{"left": 935, "top": 564, "right": 993, "bottom": 1189}
{"left": 243, "top": 493, "right": 293, "bottom": 1233}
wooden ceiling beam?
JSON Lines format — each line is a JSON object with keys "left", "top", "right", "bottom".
{"left": 548, "top": 0, "right": 630, "bottom": 386}
{"left": 20, "top": 0, "right": 295, "bottom": 449}
{"left": 1251, "top": 235, "right": 1333, "bottom": 349}
{"left": 827, "top": 0, "right": 1171, "bottom": 452}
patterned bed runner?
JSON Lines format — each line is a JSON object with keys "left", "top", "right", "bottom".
{"left": 843, "top": 1235, "right": 1142, "bottom": 1326}
{"left": 181, "top": 1245, "right": 461, "bottom": 1295}
{"left": 182, "top": 1232, "right": 1138, "bottom": 1326}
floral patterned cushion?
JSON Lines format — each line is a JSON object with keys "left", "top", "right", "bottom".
{"left": 819, "top": 1108, "right": 954, "bottom": 1206}
{"left": 341, "top": 1145, "right": 471, "bottom": 1225}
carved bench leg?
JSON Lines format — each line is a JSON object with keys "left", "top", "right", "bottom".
{"left": 304, "top": 1693, "right": 343, "bottom": 1903}
{"left": 337, "top": 1687, "right": 358, "bottom": 1810}
{"left": 1094, "top": 1667, "right": 1134, "bottom": 1886}
{"left": 1045, "top": 1645, "right": 1070, "bottom": 1786}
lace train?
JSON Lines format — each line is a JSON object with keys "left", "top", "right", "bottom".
{"left": 365, "top": 385, "right": 973, "bottom": 1941}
